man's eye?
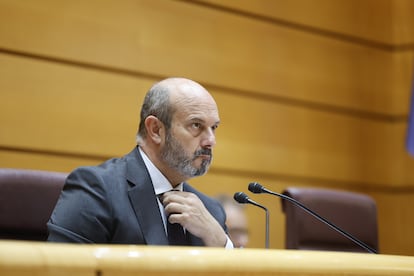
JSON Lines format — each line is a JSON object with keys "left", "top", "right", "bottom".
{"left": 192, "top": 122, "right": 201, "bottom": 129}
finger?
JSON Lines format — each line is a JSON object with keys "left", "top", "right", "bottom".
{"left": 164, "top": 201, "right": 186, "bottom": 216}
{"left": 168, "top": 212, "right": 188, "bottom": 225}
{"left": 161, "top": 191, "right": 188, "bottom": 205}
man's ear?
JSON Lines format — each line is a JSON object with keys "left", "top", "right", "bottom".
{"left": 144, "top": 115, "right": 164, "bottom": 144}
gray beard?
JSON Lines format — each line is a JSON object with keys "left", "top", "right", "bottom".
{"left": 160, "top": 131, "right": 212, "bottom": 178}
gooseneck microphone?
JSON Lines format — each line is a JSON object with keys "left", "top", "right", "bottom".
{"left": 233, "top": 192, "right": 269, "bottom": 249}
{"left": 248, "top": 182, "right": 377, "bottom": 254}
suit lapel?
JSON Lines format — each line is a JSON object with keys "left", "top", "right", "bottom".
{"left": 126, "top": 148, "right": 168, "bottom": 245}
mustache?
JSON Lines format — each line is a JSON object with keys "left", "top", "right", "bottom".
{"left": 194, "top": 148, "right": 212, "bottom": 157}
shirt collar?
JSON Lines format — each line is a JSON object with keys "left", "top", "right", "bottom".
{"left": 138, "top": 147, "right": 183, "bottom": 195}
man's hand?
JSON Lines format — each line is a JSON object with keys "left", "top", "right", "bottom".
{"left": 161, "top": 191, "right": 227, "bottom": 247}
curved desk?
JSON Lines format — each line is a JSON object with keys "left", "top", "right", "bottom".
{"left": 1, "top": 240, "right": 413, "bottom": 275}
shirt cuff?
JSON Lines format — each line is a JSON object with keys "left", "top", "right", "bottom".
{"left": 224, "top": 235, "right": 234, "bottom": 249}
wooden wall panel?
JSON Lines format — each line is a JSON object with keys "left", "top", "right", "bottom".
{"left": 196, "top": 0, "right": 394, "bottom": 45}
{"left": 3, "top": 53, "right": 413, "bottom": 188}
{"left": 371, "top": 192, "right": 414, "bottom": 256}
{"left": 213, "top": 91, "right": 414, "bottom": 188}
{"left": 0, "top": 150, "right": 103, "bottom": 173}
{"left": 0, "top": 0, "right": 406, "bottom": 116}
{"left": 196, "top": 0, "right": 414, "bottom": 46}
{"left": 392, "top": 0, "right": 414, "bottom": 45}
{"left": 0, "top": 53, "right": 145, "bottom": 156}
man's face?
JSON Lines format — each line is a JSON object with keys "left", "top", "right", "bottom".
{"left": 160, "top": 129, "right": 212, "bottom": 178}
{"left": 160, "top": 97, "right": 220, "bottom": 179}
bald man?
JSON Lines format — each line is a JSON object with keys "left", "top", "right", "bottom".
{"left": 48, "top": 78, "right": 232, "bottom": 248}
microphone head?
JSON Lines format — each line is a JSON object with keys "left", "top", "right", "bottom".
{"left": 233, "top": 192, "right": 250, "bottom": 204}
{"left": 248, "top": 182, "right": 264, "bottom": 194}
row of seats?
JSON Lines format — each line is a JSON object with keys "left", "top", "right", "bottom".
{"left": 0, "top": 168, "right": 378, "bottom": 252}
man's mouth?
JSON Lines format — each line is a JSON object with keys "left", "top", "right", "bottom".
{"left": 197, "top": 154, "right": 211, "bottom": 160}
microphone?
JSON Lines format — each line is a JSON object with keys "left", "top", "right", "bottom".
{"left": 248, "top": 182, "right": 377, "bottom": 254}
{"left": 233, "top": 192, "right": 269, "bottom": 249}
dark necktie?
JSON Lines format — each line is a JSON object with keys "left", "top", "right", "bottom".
{"left": 159, "top": 192, "right": 188, "bottom": 246}
{"left": 167, "top": 218, "right": 188, "bottom": 246}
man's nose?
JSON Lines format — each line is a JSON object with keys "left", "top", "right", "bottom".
{"left": 201, "top": 128, "right": 216, "bottom": 147}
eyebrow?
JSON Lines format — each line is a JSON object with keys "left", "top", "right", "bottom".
{"left": 188, "top": 117, "right": 220, "bottom": 126}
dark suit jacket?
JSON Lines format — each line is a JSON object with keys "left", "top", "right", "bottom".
{"left": 47, "top": 147, "right": 227, "bottom": 245}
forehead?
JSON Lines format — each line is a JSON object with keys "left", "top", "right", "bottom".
{"left": 174, "top": 98, "right": 220, "bottom": 124}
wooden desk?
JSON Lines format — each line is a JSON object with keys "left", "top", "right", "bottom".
{"left": 1, "top": 240, "right": 413, "bottom": 275}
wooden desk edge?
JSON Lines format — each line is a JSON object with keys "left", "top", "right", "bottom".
{"left": 1, "top": 240, "right": 413, "bottom": 275}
